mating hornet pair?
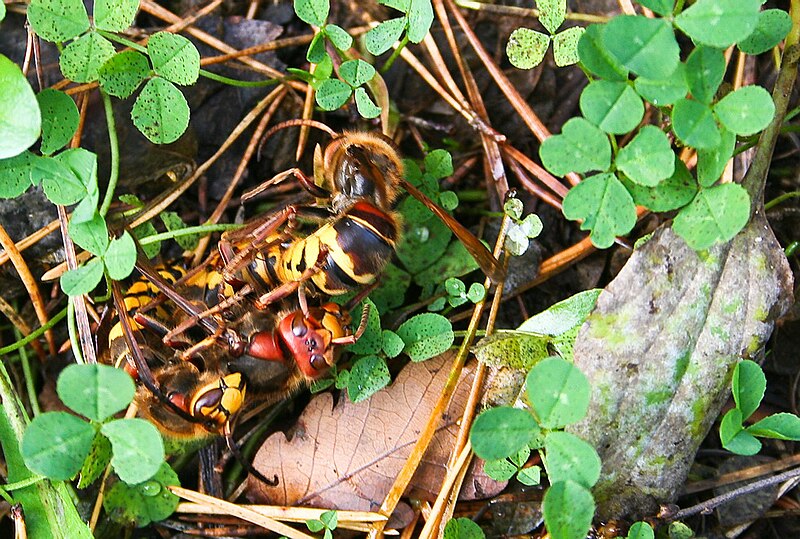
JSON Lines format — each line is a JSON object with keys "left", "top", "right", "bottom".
{"left": 108, "top": 123, "right": 504, "bottom": 476}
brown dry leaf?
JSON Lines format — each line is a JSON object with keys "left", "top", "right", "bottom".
{"left": 247, "top": 353, "right": 505, "bottom": 514}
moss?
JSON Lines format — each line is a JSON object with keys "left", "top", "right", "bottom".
{"left": 673, "top": 350, "right": 690, "bottom": 384}
{"left": 585, "top": 312, "right": 629, "bottom": 349}
{"left": 645, "top": 390, "right": 673, "bottom": 406}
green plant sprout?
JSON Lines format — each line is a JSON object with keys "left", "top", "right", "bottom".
{"left": 720, "top": 359, "right": 800, "bottom": 454}
{"left": 466, "top": 289, "right": 604, "bottom": 539}
{"left": 306, "top": 509, "right": 338, "bottom": 539}
{"left": 507, "top": 0, "right": 584, "bottom": 69}
{"left": 20, "top": 364, "right": 168, "bottom": 487}
{"left": 292, "top": 0, "right": 384, "bottom": 117}
{"left": 526, "top": 0, "right": 792, "bottom": 250}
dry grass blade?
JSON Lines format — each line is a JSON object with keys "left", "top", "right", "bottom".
{"left": 169, "top": 487, "right": 316, "bottom": 538}
{"left": 177, "top": 502, "right": 387, "bottom": 531}
{"left": 444, "top": 0, "right": 581, "bottom": 187}
{"left": 192, "top": 87, "right": 289, "bottom": 265}
{"left": 0, "top": 225, "right": 53, "bottom": 357}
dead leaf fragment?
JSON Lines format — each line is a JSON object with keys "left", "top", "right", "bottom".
{"left": 247, "top": 354, "right": 506, "bottom": 521}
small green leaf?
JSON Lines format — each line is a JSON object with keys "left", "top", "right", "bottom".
{"left": 0, "top": 152, "right": 35, "bottom": 198}
{"left": 483, "top": 458, "right": 517, "bottom": 481}
{"left": 443, "top": 517, "right": 485, "bottom": 539}
{"left": 324, "top": 24, "right": 353, "bottom": 50}
{"left": 94, "top": 0, "right": 139, "bottom": 32}
{"left": 543, "top": 431, "right": 601, "bottom": 488}
{"left": 562, "top": 172, "right": 636, "bottom": 249}
{"left": 673, "top": 183, "right": 750, "bottom": 250}
{"left": 633, "top": 63, "right": 688, "bottom": 107}
{"left": 315, "top": 78, "right": 352, "bottom": 110}
{"left": 714, "top": 85, "right": 775, "bottom": 136}
{"left": 0, "top": 55, "right": 41, "bottom": 159}
{"left": 39, "top": 159, "right": 86, "bottom": 204}
{"left": 439, "top": 190, "right": 459, "bottom": 211}
{"left": 21, "top": 412, "right": 95, "bottom": 480}
{"left": 307, "top": 519, "right": 324, "bottom": 533}
{"left": 101, "top": 418, "right": 165, "bottom": 484}
{"left": 603, "top": 15, "right": 679, "bottom": 80}
{"left": 98, "top": 50, "right": 151, "bottom": 98}
{"left": 720, "top": 409, "right": 757, "bottom": 454}
{"left": 103, "top": 462, "right": 180, "bottom": 527}
{"left": 53, "top": 146, "right": 98, "bottom": 191}
{"left": 738, "top": 9, "right": 792, "bottom": 55}
{"left": 160, "top": 211, "right": 199, "bottom": 250}
{"left": 77, "top": 431, "right": 112, "bottom": 488}
{"left": 396, "top": 313, "right": 454, "bottom": 361}
{"left": 747, "top": 413, "right": 800, "bottom": 440}
{"left": 104, "top": 231, "right": 136, "bottom": 280}
{"left": 37, "top": 89, "right": 79, "bottom": 155}
{"left": 133, "top": 221, "right": 161, "bottom": 258}
{"left": 60, "top": 31, "right": 116, "bottom": 83}
{"left": 381, "top": 329, "right": 405, "bottom": 358}
{"left": 346, "top": 299, "right": 381, "bottom": 354}
{"left": 624, "top": 156, "right": 698, "bottom": 212}
{"left": 425, "top": 149, "right": 453, "bottom": 179}
{"left": 27, "top": 0, "right": 90, "bottom": 42}
{"left": 552, "top": 26, "right": 583, "bottom": 67}
{"left": 0, "top": 2, "right": 5, "bottom": 21}
{"left": 445, "top": 277, "right": 465, "bottom": 297}
{"left": 60, "top": 257, "right": 104, "bottom": 296}
{"left": 504, "top": 198, "right": 524, "bottom": 220}
{"left": 732, "top": 360, "right": 766, "bottom": 420}
{"left": 685, "top": 46, "right": 725, "bottom": 104}
{"left": 147, "top": 32, "right": 200, "bottom": 86}
{"left": 539, "top": 117, "right": 611, "bottom": 176}
{"left": 354, "top": 87, "right": 380, "bottom": 118}
{"left": 517, "top": 289, "right": 601, "bottom": 336}
{"left": 580, "top": 80, "right": 643, "bottom": 135}
{"left": 637, "top": 0, "right": 674, "bottom": 17}
{"left": 69, "top": 210, "right": 109, "bottom": 256}
{"left": 294, "top": 0, "right": 329, "bottom": 26}
{"left": 697, "top": 127, "right": 735, "bottom": 187}
{"left": 470, "top": 407, "right": 539, "bottom": 460}
{"left": 365, "top": 17, "right": 407, "bottom": 56}
{"left": 615, "top": 125, "right": 674, "bottom": 186}
{"left": 527, "top": 357, "right": 590, "bottom": 428}
{"left": 627, "top": 522, "right": 656, "bottom": 539}
{"left": 577, "top": 24, "right": 628, "bottom": 81}
{"left": 57, "top": 364, "right": 135, "bottom": 422}
{"left": 407, "top": 0, "right": 433, "bottom": 43}
{"left": 538, "top": 0, "right": 566, "bottom": 34}
{"left": 306, "top": 32, "right": 327, "bottom": 63}
{"left": 346, "top": 355, "right": 390, "bottom": 402}
{"left": 132, "top": 77, "right": 190, "bottom": 144}
{"left": 542, "top": 480, "right": 594, "bottom": 539}
{"left": 340, "top": 59, "right": 375, "bottom": 87}
{"left": 668, "top": 522, "right": 695, "bottom": 539}
{"left": 506, "top": 28, "right": 549, "bottom": 70}
{"left": 671, "top": 98, "right": 720, "bottom": 149}
{"left": 517, "top": 465, "right": 541, "bottom": 486}
{"left": 467, "top": 282, "right": 486, "bottom": 303}
{"left": 320, "top": 510, "right": 337, "bottom": 529}
{"left": 675, "top": 0, "right": 761, "bottom": 49}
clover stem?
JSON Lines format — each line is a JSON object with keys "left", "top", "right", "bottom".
{"left": 99, "top": 89, "right": 119, "bottom": 218}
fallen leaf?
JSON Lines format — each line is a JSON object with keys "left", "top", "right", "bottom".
{"left": 247, "top": 354, "right": 505, "bottom": 521}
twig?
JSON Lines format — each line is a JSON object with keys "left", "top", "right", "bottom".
{"left": 669, "top": 466, "right": 800, "bottom": 521}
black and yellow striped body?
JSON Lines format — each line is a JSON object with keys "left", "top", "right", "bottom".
{"left": 234, "top": 200, "right": 400, "bottom": 299}
{"left": 108, "top": 265, "right": 188, "bottom": 369}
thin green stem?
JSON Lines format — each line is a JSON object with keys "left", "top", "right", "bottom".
{"left": 785, "top": 241, "right": 799, "bottom": 257}
{"left": 674, "top": 0, "right": 686, "bottom": 14}
{"left": 381, "top": 34, "right": 409, "bottom": 73}
{"left": 67, "top": 299, "right": 84, "bottom": 365}
{"left": 14, "top": 329, "right": 40, "bottom": 418}
{"left": 0, "top": 308, "right": 67, "bottom": 357}
{"left": 2, "top": 476, "right": 44, "bottom": 492}
{"left": 99, "top": 89, "right": 119, "bottom": 217}
{"left": 0, "top": 486, "right": 14, "bottom": 505}
{"left": 138, "top": 223, "right": 240, "bottom": 245}
{"left": 199, "top": 69, "right": 281, "bottom": 87}
{"left": 765, "top": 190, "right": 800, "bottom": 211}
{"left": 96, "top": 30, "right": 147, "bottom": 54}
